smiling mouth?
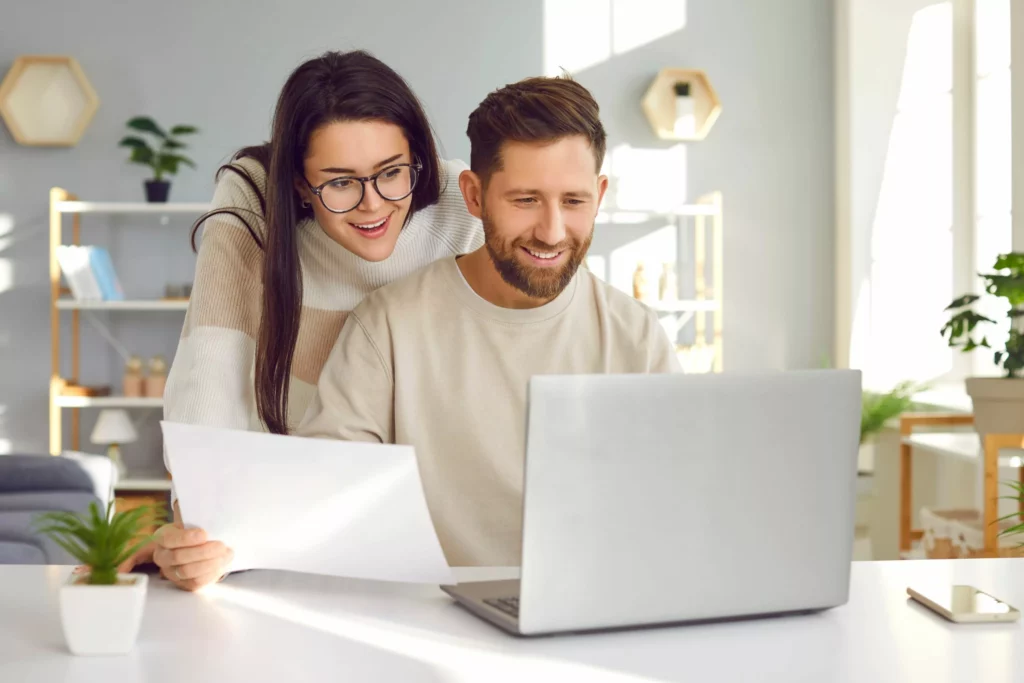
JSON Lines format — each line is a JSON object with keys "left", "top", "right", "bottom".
{"left": 522, "top": 247, "right": 563, "bottom": 260}
{"left": 351, "top": 216, "right": 388, "bottom": 231}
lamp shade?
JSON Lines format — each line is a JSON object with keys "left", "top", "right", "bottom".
{"left": 90, "top": 409, "right": 138, "bottom": 445}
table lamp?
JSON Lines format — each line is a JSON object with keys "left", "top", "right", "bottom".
{"left": 90, "top": 409, "right": 137, "bottom": 480}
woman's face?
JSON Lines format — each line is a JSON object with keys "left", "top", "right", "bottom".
{"left": 298, "top": 120, "right": 415, "bottom": 262}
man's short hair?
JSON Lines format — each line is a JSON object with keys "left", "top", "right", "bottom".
{"left": 466, "top": 75, "right": 607, "bottom": 183}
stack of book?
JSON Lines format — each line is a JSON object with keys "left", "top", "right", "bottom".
{"left": 56, "top": 245, "right": 124, "bottom": 301}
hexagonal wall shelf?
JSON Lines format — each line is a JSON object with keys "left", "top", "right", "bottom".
{"left": 642, "top": 68, "right": 721, "bottom": 142}
{"left": 0, "top": 55, "right": 99, "bottom": 147}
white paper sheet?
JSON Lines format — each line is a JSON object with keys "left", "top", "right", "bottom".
{"left": 160, "top": 421, "right": 455, "bottom": 585}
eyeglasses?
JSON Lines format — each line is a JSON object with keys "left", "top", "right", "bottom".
{"left": 305, "top": 163, "right": 422, "bottom": 214}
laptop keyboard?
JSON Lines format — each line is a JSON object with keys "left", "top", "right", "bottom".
{"left": 484, "top": 596, "right": 519, "bottom": 617}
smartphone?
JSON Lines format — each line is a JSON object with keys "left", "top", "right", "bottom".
{"left": 907, "top": 585, "right": 1021, "bottom": 623}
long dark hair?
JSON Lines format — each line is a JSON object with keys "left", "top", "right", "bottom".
{"left": 189, "top": 50, "right": 443, "bottom": 434}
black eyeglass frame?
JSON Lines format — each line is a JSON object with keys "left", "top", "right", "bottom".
{"left": 303, "top": 163, "right": 423, "bottom": 214}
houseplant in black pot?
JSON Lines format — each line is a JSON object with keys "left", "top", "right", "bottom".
{"left": 118, "top": 117, "right": 198, "bottom": 202}
{"left": 940, "top": 252, "right": 1024, "bottom": 440}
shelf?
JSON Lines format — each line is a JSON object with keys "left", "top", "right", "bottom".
{"left": 55, "top": 396, "right": 163, "bottom": 409}
{"left": 54, "top": 201, "right": 211, "bottom": 214}
{"left": 115, "top": 477, "right": 172, "bottom": 492}
{"left": 596, "top": 206, "right": 719, "bottom": 225}
{"left": 650, "top": 300, "right": 720, "bottom": 313}
{"left": 56, "top": 299, "right": 189, "bottom": 311}
{"left": 902, "top": 432, "right": 1024, "bottom": 468}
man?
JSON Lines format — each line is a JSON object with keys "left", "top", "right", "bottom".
{"left": 298, "top": 76, "right": 681, "bottom": 567}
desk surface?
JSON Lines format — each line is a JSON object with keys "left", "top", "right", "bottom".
{"left": 2, "top": 560, "right": 1024, "bottom": 682}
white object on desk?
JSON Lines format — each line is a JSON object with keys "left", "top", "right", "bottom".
{"left": 161, "top": 421, "right": 454, "bottom": 585}
{"left": 3, "top": 560, "right": 1024, "bottom": 681}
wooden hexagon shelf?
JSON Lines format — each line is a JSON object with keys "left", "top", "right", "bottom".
{"left": 0, "top": 56, "right": 99, "bottom": 147}
{"left": 642, "top": 68, "right": 721, "bottom": 142}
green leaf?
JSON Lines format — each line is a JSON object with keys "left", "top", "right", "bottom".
{"left": 945, "top": 294, "right": 981, "bottom": 310}
{"left": 119, "top": 136, "right": 151, "bottom": 150}
{"left": 163, "top": 139, "right": 186, "bottom": 150}
{"left": 859, "top": 380, "right": 928, "bottom": 443}
{"left": 169, "top": 154, "right": 196, "bottom": 169}
{"left": 126, "top": 116, "right": 167, "bottom": 139}
{"left": 170, "top": 125, "right": 198, "bottom": 136}
{"left": 129, "top": 146, "right": 155, "bottom": 167}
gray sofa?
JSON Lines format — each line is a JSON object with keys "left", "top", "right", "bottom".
{"left": 0, "top": 455, "right": 102, "bottom": 564}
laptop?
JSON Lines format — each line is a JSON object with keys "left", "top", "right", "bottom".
{"left": 442, "top": 370, "right": 862, "bottom": 636}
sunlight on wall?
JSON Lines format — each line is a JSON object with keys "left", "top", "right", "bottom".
{"left": 0, "top": 213, "right": 12, "bottom": 294}
{"left": 603, "top": 143, "right": 688, "bottom": 213}
{"left": 857, "top": 3, "right": 954, "bottom": 390}
{"left": 0, "top": 406, "right": 9, "bottom": 455}
{"left": 611, "top": 0, "right": 687, "bottom": 55}
{"left": 543, "top": 0, "right": 687, "bottom": 76}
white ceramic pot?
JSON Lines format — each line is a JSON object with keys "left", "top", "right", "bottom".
{"left": 60, "top": 573, "right": 147, "bottom": 655}
{"left": 964, "top": 377, "right": 1024, "bottom": 441}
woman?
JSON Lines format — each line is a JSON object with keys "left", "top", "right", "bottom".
{"left": 134, "top": 50, "right": 482, "bottom": 589}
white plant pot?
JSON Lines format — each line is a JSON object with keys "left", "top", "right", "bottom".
{"left": 60, "top": 573, "right": 147, "bottom": 655}
{"left": 964, "top": 377, "right": 1024, "bottom": 442}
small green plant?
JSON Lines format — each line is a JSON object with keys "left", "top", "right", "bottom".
{"left": 997, "top": 481, "right": 1024, "bottom": 544}
{"left": 860, "top": 381, "right": 927, "bottom": 444}
{"left": 118, "top": 116, "right": 198, "bottom": 181}
{"left": 34, "top": 501, "right": 164, "bottom": 585}
{"left": 941, "top": 252, "right": 1024, "bottom": 378}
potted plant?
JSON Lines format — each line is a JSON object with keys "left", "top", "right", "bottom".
{"left": 859, "top": 380, "right": 925, "bottom": 472}
{"left": 34, "top": 501, "right": 163, "bottom": 656}
{"left": 118, "top": 116, "right": 198, "bottom": 202}
{"left": 941, "top": 252, "right": 1024, "bottom": 440}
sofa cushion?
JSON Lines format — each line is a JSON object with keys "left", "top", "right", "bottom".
{"left": 0, "top": 455, "right": 95, "bottom": 494}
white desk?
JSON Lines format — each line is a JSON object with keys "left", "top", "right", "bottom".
{"left": 2, "top": 560, "right": 1024, "bottom": 682}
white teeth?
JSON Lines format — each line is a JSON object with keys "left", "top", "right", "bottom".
{"left": 353, "top": 217, "right": 387, "bottom": 230}
{"left": 527, "top": 249, "right": 560, "bottom": 260}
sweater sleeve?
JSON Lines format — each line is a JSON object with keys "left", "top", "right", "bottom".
{"left": 296, "top": 308, "right": 394, "bottom": 444}
{"left": 645, "top": 309, "right": 684, "bottom": 374}
{"left": 163, "top": 161, "right": 267, "bottom": 449}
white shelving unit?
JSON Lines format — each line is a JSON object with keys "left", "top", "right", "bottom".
{"left": 649, "top": 300, "right": 720, "bottom": 314}
{"left": 55, "top": 201, "right": 211, "bottom": 214}
{"left": 56, "top": 299, "right": 190, "bottom": 311}
{"left": 55, "top": 396, "right": 164, "bottom": 409}
{"left": 49, "top": 190, "right": 205, "bottom": 463}
{"left": 596, "top": 194, "right": 724, "bottom": 372}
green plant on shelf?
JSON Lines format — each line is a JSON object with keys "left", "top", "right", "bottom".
{"left": 33, "top": 501, "right": 165, "bottom": 585}
{"left": 118, "top": 116, "right": 198, "bottom": 181}
{"left": 941, "top": 252, "right": 1024, "bottom": 378}
{"left": 860, "top": 380, "right": 928, "bottom": 445}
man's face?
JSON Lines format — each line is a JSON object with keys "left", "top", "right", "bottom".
{"left": 480, "top": 136, "right": 608, "bottom": 301}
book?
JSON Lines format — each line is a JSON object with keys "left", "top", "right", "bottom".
{"left": 87, "top": 247, "right": 125, "bottom": 301}
{"left": 56, "top": 245, "right": 125, "bottom": 301}
{"left": 56, "top": 245, "right": 102, "bottom": 301}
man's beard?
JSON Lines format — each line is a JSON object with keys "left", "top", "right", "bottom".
{"left": 483, "top": 212, "right": 593, "bottom": 301}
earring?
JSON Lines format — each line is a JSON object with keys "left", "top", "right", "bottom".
{"left": 301, "top": 200, "right": 311, "bottom": 209}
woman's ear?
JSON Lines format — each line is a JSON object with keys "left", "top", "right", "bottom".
{"left": 458, "top": 169, "right": 484, "bottom": 220}
{"left": 294, "top": 178, "right": 311, "bottom": 207}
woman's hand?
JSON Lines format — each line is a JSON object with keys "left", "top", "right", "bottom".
{"left": 151, "top": 521, "right": 234, "bottom": 591}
